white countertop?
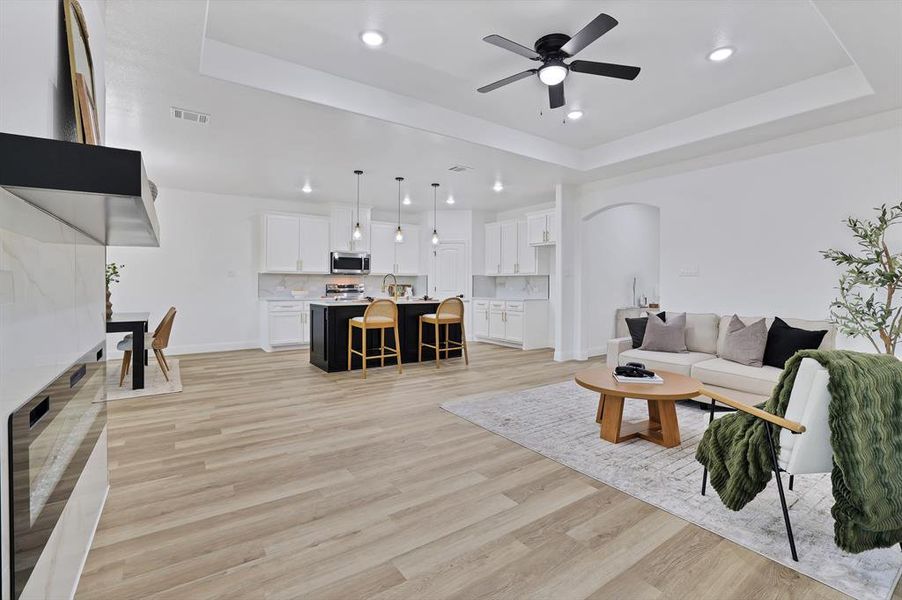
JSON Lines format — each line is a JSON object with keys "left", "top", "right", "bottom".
{"left": 307, "top": 298, "right": 443, "bottom": 307}
{"left": 472, "top": 297, "right": 549, "bottom": 302}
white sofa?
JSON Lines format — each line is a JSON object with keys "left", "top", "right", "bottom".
{"left": 606, "top": 313, "right": 836, "bottom": 406}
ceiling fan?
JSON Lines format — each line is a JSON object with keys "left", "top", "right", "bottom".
{"left": 477, "top": 13, "right": 641, "bottom": 109}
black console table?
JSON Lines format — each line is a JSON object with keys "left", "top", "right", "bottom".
{"left": 106, "top": 312, "right": 149, "bottom": 389}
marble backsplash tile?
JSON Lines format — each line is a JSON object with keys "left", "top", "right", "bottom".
{"left": 259, "top": 273, "right": 427, "bottom": 299}
{"left": 472, "top": 275, "right": 549, "bottom": 300}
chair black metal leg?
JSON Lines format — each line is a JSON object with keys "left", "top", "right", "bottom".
{"left": 764, "top": 422, "right": 798, "bottom": 562}
{"left": 788, "top": 474, "right": 794, "bottom": 491}
{"left": 701, "top": 399, "right": 717, "bottom": 496}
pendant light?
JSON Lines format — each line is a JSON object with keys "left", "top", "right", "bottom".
{"left": 431, "top": 182, "right": 440, "bottom": 245}
{"left": 394, "top": 176, "right": 404, "bottom": 243}
{"left": 352, "top": 170, "right": 363, "bottom": 240}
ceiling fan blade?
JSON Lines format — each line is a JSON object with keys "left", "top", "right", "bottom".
{"left": 560, "top": 13, "right": 618, "bottom": 56}
{"left": 477, "top": 70, "right": 537, "bottom": 93}
{"left": 570, "top": 60, "right": 641, "bottom": 80}
{"left": 483, "top": 34, "right": 541, "bottom": 60}
{"left": 548, "top": 83, "right": 565, "bottom": 109}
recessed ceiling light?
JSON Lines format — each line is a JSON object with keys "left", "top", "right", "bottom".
{"left": 566, "top": 110, "right": 583, "bottom": 120}
{"left": 446, "top": 195, "right": 455, "bottom": 205}
{"left": 360, "top": 30, "right": 385, "bottom": 47}
{"left": 707, "top": 46, "right": 734, "bottom": 62}
{"left": 301, "top": 183, "right": 312, "bottom": 194}
{"left": 402, "top": 195, "right": 411, "bottom": 205}
{"left": 493, "top": 181, "right": 503, "bottom": 193}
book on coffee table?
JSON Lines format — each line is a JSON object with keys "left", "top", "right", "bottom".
{"left": 614, "top": 374, "right": 664, "bottom": 385}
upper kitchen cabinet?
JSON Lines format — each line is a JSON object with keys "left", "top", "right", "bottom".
{"left": 485, "top": 219, "right": 538, "bottom": 275}
{"left": 330, "top": 206, "right": 371, "bottom": 252}
{"left": 526, "top": 210, "right": 556, "bottom": 245}
{"left": 370, "top": 221, "right": 420, "bottom": 275}
{"left": 261, "top": 213, "right": 330, "bottom": 273}
{"left": 484, "top": 222, "right": 501, "bottom": 275}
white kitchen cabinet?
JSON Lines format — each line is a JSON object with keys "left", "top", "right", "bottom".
{"left": 472, "top": 300, "right": 489, "bottom": 338}
{"left": 371, "top": 222, "right": 421, "bottom": 275}
{"left": 262, "top": 213, "right": 330, "bottom": 273}
{"left": 298, "top": 215, "right": 330, "bottom": 273}
{"left": 484, "top": 222, "right": 501, "bottom": 275}
{"left": 263, "top": 214, "right": 301, "bottom": 272}
{"left": 526, "top": 210, "right": 556, "bottom": 245}
{"left": 517, "top": 220, "right": 537, "bottom": 274}
{"left": 370, "top": 221, "right": 396, "bottom": 274}
{"left": 500, "top": 221, "right": 517, "bottom": 274}
{"left": 395, "top": 225, "right": 420, "bottom": 275}
{"left": 260, "top": 301, "right": 310, "bottom": 351}
{"left": 472, "top": 299, "right": 550, "bottom": 350}
{"left": 330, "top": 206, "right": 370, "bottom": 252}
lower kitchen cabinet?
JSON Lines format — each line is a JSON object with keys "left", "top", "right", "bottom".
{"left": 260, "top": 301, "right": 310, "bottom": 351}
{"left": 472, "top": 299, "right": 550, "bottom": 350}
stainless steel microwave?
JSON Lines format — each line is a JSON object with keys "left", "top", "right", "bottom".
{"left": 331, "top": 251, "right": 370, "bottom": 274}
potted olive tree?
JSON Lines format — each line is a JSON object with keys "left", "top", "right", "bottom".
{"left": 822, "top": 201, "right": 902, "bottom": 355}
{"left": 105, "top": 262, "right": 124, "bottom": 319}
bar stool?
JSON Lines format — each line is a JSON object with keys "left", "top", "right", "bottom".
{"left": 418, "top": 297, "right": 469, "bottom": 369}
{"left": 347, "top": 299, "right": 402, "bottom": 379}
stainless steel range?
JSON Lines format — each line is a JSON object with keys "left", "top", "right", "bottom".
{"left": 324, "top": 283, "right": 365, "bottom": 302}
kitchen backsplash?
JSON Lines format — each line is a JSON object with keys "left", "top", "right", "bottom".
{"left": 259, "top": 273, "right": 426, "bottom": 299}
{"left": 472, "top": 275, "right": 549, "bottom": 300}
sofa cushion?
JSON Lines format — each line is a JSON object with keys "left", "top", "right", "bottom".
{"left": 691, "top": 358, "right": 783, "bottom": 397}
{"left": 763, "top": 317, "right": 829, "bottom": 368}
{"left": 684, "top": 313, "right": 720, "bottom": 354}
{"left": 625, "top": 311, "right": 665, "bottom": 349}
{"left": 715, "top": 315, "right": 836, "bottom": 355}
{"left": 620, "top": 348, "right": 715, "bottom": 376}
{"left": 720, "top": 315, "right": 768, "bottom": 367}
{"left": 640, "top": 312, "right": 687, "bottom": 352}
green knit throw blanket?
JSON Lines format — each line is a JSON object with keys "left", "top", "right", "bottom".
{"left": 695, "top": 350, "right": 902, "bottom": 553}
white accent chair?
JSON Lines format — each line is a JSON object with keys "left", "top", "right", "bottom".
{"left": 700, "top": 357, "right": 833, "bottom": 562}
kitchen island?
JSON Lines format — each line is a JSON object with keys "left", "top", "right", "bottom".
{"left": 309, "top": 299, "right": 463, "bottom": 372}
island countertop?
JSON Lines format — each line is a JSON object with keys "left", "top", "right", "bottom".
{"left": 307, "top": 298, "right": 451, "bottom": 307}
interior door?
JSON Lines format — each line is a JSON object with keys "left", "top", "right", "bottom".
{"left": 517, "top": 220, "right": 537, "bottom": 274}
{"left": 264, "top": 214, "right": 300, "bottom": 272}
{"left": 395, "top": 225, "right": 420, "bottom": 274}
{"left": 484, "top": 223, "right": 501, "bottom": 275}
{"left": 500, "top": 221, "right": 517, "bottom": 274}
{"left": 369, "top": 222, "right": 396, "bottom": 274}
{"left": 432, "top": 241, "right": 467, "bottom": 298}
{"left": 298, "top": 216, "right": 330, "bottom": 273}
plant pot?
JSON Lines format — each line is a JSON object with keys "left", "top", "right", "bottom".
{"left": 106, "top": 287, "right": 112, "bottom": 320}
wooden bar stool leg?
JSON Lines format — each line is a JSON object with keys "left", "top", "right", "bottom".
{"left": 347, "top": 321, "right": 353, "bottom": 371}
{"left": 460, "top": 320, "right": 469, "bottom": 365}
{"left": 434, "top": 321, "right": 441, "bottom": 369}
{"left": 381, "top": 328, "right": 385, "bottom": 367}
{"left": 418, "top": 316, "right": 423, "bottom": 362}
{"left": 394, "top": 324, "right": 402, "bottom": 374}
{"left": 362, "top": 327, "right": 367, "bottom": 379}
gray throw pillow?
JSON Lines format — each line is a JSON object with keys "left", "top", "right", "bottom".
{"left": 640, "top": 312, "right": 688, "bottom": 353}
{"left": 720, "top": 315, "right": 767, "bottom": 367}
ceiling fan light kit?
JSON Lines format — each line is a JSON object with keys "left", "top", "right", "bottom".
{"left": 477, "top": 13, "right": 641, "bottom": 109}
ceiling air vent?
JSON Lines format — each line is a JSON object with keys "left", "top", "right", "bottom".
{"left": 171, "top": 106, "right": 210, "bottom": 126}
{"left": 448, "top": 164, "right": 473, "bottom": 173}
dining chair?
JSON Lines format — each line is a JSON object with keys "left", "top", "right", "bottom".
{"left": 118, "top": 307, "right": 177, "bottom": 386}
{"left": 418, "top": 297, "right": 469, "bottom": 369}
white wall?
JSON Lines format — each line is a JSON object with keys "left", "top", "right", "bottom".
{"left": 579, "top": 126, "right": 902, "bottom": 352}
{"left": 581, "top": 204, "right": 660, "bottom": 357}
{"left": 0, "top": 0, "right": 106, "bottom": 140}
{"left": 107, "top": 188, "right": 331, "bottom": 355}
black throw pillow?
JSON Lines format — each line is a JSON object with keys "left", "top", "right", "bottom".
{"left": 762, "top": 317, "right": 828, "bottom": 368}
{"left": 625, "top": 312, "right": 666, "bottom": 349}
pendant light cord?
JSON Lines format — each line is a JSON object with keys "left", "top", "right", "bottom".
{"left": 354, "top": 169, "right": 363, "bottom": 225}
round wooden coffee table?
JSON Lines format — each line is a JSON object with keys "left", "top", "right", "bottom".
{"left": 574, "top": 367, "right": 702, "bottom": 448}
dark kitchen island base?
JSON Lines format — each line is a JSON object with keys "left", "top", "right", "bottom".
{"left": 309, "top": 301, "right": 463, "bottom": 372}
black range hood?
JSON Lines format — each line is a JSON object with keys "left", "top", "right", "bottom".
{"left": 0, "top": 132, "right": 160, "bottom": 247}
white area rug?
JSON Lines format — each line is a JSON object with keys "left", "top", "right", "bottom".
{"left": 103, "top": 357, "right": 182, "bottom": 401}
{"left": 442, "top": 381, "right": 902, "bottom": 600}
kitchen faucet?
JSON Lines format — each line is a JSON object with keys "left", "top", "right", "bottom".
{"left": 381, "top": 273, "right": 398, "bottom": 298}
